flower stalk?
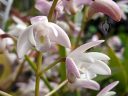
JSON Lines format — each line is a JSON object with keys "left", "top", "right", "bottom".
{"left": 35, "top": 52, "right": 42, "bottom": 96}
{"left": 45, "top": 79, "right": 68, "bottom": 96}
{"left": 48, "top": 0, "right": 59, "bottom": 21}
{"left": 25, "top": 55, "right": 64, "bottom": 96}
{"left": 0, "top": 90, "right": 12, "bottom": 96}
{"left": 40, "top": 57, "right": 65, "bottom": 75}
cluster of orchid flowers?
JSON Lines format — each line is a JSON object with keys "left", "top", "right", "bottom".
{"left": 0, "top": 0, "right": 126, "bottom": 95}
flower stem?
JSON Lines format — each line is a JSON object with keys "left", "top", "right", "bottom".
{"left": 25, "top": 55, "right": 64, "bottom": 96}
{"left": 0, "top": 90, "right": 12, "bottom": 96}
{"left": 48, "top": 0, "right": 58, "bottom": 21}
{"left": 25, "top": 55, "right": 53, "bottom": 90}
{"left": 45, "top": 79, "right": 68, "bottom": 96}
{"left": 39, "top": 57, "right": 65, "bottom": 75}
{"left": 35, "top": 52, "right": 42, "bottom": 96}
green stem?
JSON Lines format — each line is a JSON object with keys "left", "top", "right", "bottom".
{"left": 25, "top": 55, "right": 53, "bottom": 90}
{"left": 25, "top": 55, "right": 36, "bottom": 70}
{"left": 0, "top": 90, "right": 12, "bottom": 96}
{"left": 59, "top": 46, "right": 66, "bottom": 81}
{"left": 35, "top": 52, "right": 42, "bottom": 96}
{"left": 45, "top": 79, "right": 68, "bottom": 96}
{"left": 76, "top": 89, "right": 81, "bottom": 96}
{"left": 39, "top": 58, "right": 65, "bottom": 75}
{"left": 48, "top": 0, "right": 58, "bottom": 21}
{"left": 25, "top": 55, "right": 53, "bottom": 91}
{"left": 40, "top": 75, "right": 53, "bottom": 91}
{"left": 25, "top": 55, "right": 63, "bottom": 96}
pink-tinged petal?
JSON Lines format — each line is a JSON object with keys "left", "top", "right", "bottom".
{"left": 17, "top": 26, "right": 33, "bottom": 58}
{"left": 35, "top": 0, "right": 51, "bottom": 16}
{"left": 30, "top": 16, "right": 48, "bottom": 24}
{"left": 66, "top": 57, "right": 80, "bottom": 83}
{"left": 62, "top": 0, "right": 78, "bottom": 14}
{"left": 88, "top": 60, "right": 111, "bottom": 75}
{"left": 49, "top": 22, "right": 71, "bottom": 48}
{"left": 85, "top": 52, "right": 110, "bottom": 60}
{"left": 71, "top": 79, "right": 100, "bottom": 90}
{"left": 87, "top": 0, "right": 122, "bottom": 22}
{"left": 97, "top": 81, "right": 119, "bottom": 96}
{"left": 69, "top": 40, "right": 104, "bottom": 56}
{"left": 74, "top": 0, "right": 93, "bottom": 6}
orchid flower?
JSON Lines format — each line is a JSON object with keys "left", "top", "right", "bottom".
{"left": 62, "top": 0, "right": 92, "bottom": 14}
{"left": 117, "top": 0, "right": 128, "bottom": 20}
{"left": 17, "top": 16, "right": 71, "bottom": 58}
{"left": 97, "top": 81, "right": 119, "bottom": 96}
{"left": 66, "top": 40, "right": 111, "bottom": 90}
{"left": 62, "top": 0, "right": 121, "bottom": 21}
{"left": 0, "top": 29, "right": 14, "bottom": 52}
{"left": 0, "top": 29, "right": 7, "bottom": 52}
{"left": 9, "top": 16, "right": 27, "bottom": 37}
{"left": 87, "top": 0, "right": 122, "bottom": 22}
{"left": 35, "top": 0, "right": 63, "bottom": 18}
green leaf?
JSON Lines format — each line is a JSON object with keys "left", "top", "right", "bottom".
{"left": 107, "top": 46, "right": 128, "bottom": 92}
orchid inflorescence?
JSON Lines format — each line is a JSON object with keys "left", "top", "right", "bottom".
{"left": 0, "top": 0, "right": 123, "bottom": 96}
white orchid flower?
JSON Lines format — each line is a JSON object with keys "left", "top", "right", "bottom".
{"left": 66, "top": 40, "right": 111, "bottom": 90}
{"left": 0, "top": 29, "right": 14, "bottom": 52}
{"left": 62, "top": 0, "right": 92, "bottom": 14}
{"left": 117, "top": 0, "right": 128, "bottom": 20}
{"left": 9, "top": 16, "right": 27, "bottom": 37}
{"left": 17, "top": 16, "right": 71, "bottom": 58}
{"left": 97, "top": 81, "right": 119, "bottom": 96}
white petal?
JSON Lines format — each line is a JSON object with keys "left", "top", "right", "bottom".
{"left": 28, "top": 27, "right": 36, "bottom": 46}
{"left": 104, "top": 91, "right": 116, "bottom": 96}
{"left": 17, "top": 26, "right": 33, "bottom": 58}
{"left": 97, "top": 81, "right": 119, "bottom": 96}
{"left": 49, "top": 23, "right": 58, "bottom": 37}
{"left": 69, "top": 52, "right": 95, "bottom": 64}
{"left": 71, "top": 78, "right": 100, "bottom": 90}
{"left": 49, "top": 22, "right": 71, "bottom": 48}
{"left": 83, "top": 71, "right": 97, "bottom": 79}
{"left": 30, "top": 16, "right": 48, "bottom": 24}
{"left": 80, "top": 71, "right": 97, "bottom": 79}
{"left": 88, "top": 60, "right": 111, "bottom": 75}
{"left": 69, "top": 40, "right": 104, "bottom": 56}
{"left": 66, "top": 57, "right": 80, "bottom": 83}
{"left": 85, "top": 52, "right": 110, "bottom": 60}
